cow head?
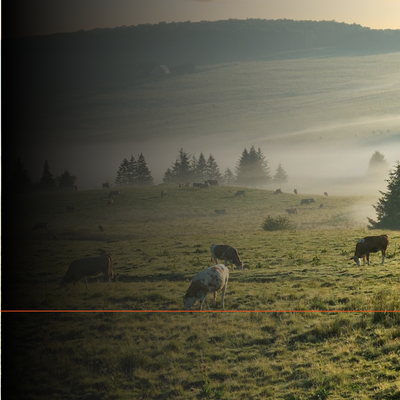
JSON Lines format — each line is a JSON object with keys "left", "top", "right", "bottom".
{"left": 183, "top": 294, "right": 196, "bottom": 310}
{"left": 349, "top": 255, "right": 361, "bottom": 266}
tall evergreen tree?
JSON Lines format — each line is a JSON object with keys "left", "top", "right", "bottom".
{"left": 206, "top": 154, "right": 222, "bottom": 181}
{"left": 236, "top": 146, "right": 271, "bottom": 187}
{"left": 57, "top": 170, "right": 77, "bottom": 190}
{"left": 9, "top": 158, "right": 32, "bottom": 192}
{"left": 115, "top": 158, "right": 130, "bottom": 185}
{"left": 127, "top": 155, "right": 137, "bottom": 185}
{"left": 273, "top": 163, "right": 288, "bottom": 184}
{"left": 222, "top": 168, "right": 235, "bottom": 186}
{"left": 136, "top": 152, "right": 154, "bottom": 186}
{"left": 368, "top": 162, "right": 400, "bottom": 229}
{"left": 163, "top": 148, "right": 193, "bottom": 184}
{"left": 195, "top": 153, "right": 208, "bottom": 182}
{"left": 39, "top": 160, "right": 57, "bottom": 191}
{"left": 368, "top": 151, "right": 389, "bottom": 179}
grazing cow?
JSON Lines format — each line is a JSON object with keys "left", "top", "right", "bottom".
{"left": 324, "top": 192, "right": 329, "bottom": 197}
{"left": 65, "top": 205, "right": 75, "bottom": 211}
{"left": 294, "top": 189, "right": 298, "bottom": 195}
{"left": 107, "top": 199, "right": 114, "bottom": 206}
{"left": 183, "top": 264, "right": 229, "bottom": 310}
{"left": 108, "top": 190, "right": 120, "bottom": 197}
{"left": 285, "top": 208, "right": 298, "bottom": 215}
{"left": 59, "top": 254, "right": 113, "bottom": 289}
{"left": 102, "top": 182, "right": 110, "bottom": 188}
{"left": 32, "top": 222, "right": 49, "bottom": 231}
{"left": 300, "top": 198, "right": 316, "bottom": 205}
{"left": 99, "top": 225, "right": 104, "bottom": 232}
{"left": 350, "top": 235, "right": 389, "bottom": 266}
{"left": 178, "top": 182, "right": 184, "bottom": 188}
{"left": 161, "top": 189, "right": 167, "bottom": 197}
{"left": 210, "top": 244, "right": 243, "bottom": 270}
{"left": 199, "top": 183, "right": 209, "bottom": 189}
{"left": 205, "top": 179, "right": 219, "bottom": 186}
{"left": 192, "top": 182, "right": 203, "bottom": 188}
{"left": 274, "top": 189, "right": 283, "bottom": 194}
{"left": 319, "top": 204, "right": 324, "bottom": 208}
{"left": 185, "top": 183, "right": 191, "bottom": 187}
{"left": 214, "top": 209, "right": 227, "bottom": 215}
{"left": 235, "top": 190, "right": 246, "bottom": 197}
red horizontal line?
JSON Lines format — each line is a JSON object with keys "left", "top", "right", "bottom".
{"left": 1, "top": 310, "right": 399, "bottom": 313}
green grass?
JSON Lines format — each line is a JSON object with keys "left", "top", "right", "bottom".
{"left": 4, "top": 185, "right": 400, "bottom": 399}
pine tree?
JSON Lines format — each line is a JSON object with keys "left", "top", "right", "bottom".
{"left": 39, "top": 160, "right": 57, "bottom": 191}
{"left": 368, "top": 151, "right": 389, "bottom": 179}
{"left": 195, "top": 153, "right": 208, "bottom": 182}
{"left": 163, "top": 148, "right": 193, "bottom": 184}
{"left": 127, "top": 155, "right": 137, "bottom": 185}
{"left": 136, "top": 152, "right": 154, "bottom": 186}
{"left": 57, "top": 170, "right": 77, "bottom": 190}
{"left": 9, "top": 158, "right": 32, "bottom": 192}
{"left": 205, "top": 154, "right": 222, "bottom": 181}
{"left": 235, "top": 146, "right": 271, "bottom": 187}
{"left": 115, "top": 158, "right": 130, "bottom": 185}
{"left": 222, "top": 168, "right": 235, "bottom": 186}
{"left": 273, "top": 163, "right": 288, "bottom": 184}
{"left": 368, "top": 162, "right": 400, "bottom": 229}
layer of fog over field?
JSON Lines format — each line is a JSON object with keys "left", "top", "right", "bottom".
{"left": 16, "top": 53, "right": 400, "bottom": 215}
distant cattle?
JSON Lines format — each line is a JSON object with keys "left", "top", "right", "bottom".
{"left": 235, "top": 190, "right": 246, "bottom": 197}
{"left": 324, "top": 192, "right": 329, "bottom": 196}
{"left": 214, "top": 209, "right": 227, "bottom": 215}
{"left": 102, "top": 182, "right": 110, "bottom": 189}
{"left": 185, "top": 183, "right": 191, "bottom": 187}
{"left": 192, "top": 182, "right": 203, "bottom": 188}
{"left": 183, "top": 264, "right": 229, "bottom": 310}
{"left": 285, "top": 208, "right": 298, "bottom": 215}
{"left": 205, "top": 180, "right": 219, "bottom": 186}
{"left": 294, "top": 189, "right": 298, "bottom": 195}
{"left": 210, "top": 244, "right": 243, "bottom": 270}
{"left": 274, "top": 189, "right": 283, "bottom": 194}
{"left": 161, "top": 189, "right": 167, "bottom": 197}
{"left": 350, "top": 235, "right": 389, "bottom": 266}
{"left": 178, "top": 182, "right": 184, "bottom": 188}
{"left": 300, "top": 198, "right": 316, "bottom": 205}
{"left": 319, "top": 204, "right": 324, "bottom": 208}
{"left": 107, "top": 199, "right": 114, "bottom": 206}
{"left": 99, "top": 225, "right": 104, "bottom": 232}
{"left": 193, "top": 182, "right": 208, "bottom": 188}
{"left": 32, "top": 222, "right": 49, "bottom": 231}
{"left": 108, "top": 190, "right": 120, "bottom": 197}
{"left": 59, "top": 254, "right": 113, "bottom": 289}
{"left": 65, "top": 205, "right": 75, "bottom": 211}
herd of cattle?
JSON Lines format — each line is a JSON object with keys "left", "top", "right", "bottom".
{"left": 57, "top": 235, "right": 390, "bottom": 310}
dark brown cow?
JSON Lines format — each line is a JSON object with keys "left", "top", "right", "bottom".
{"left": 350, "top": 235, "right": 389, "bottom": 266}
{"left": 59, "top": 254, "right": 113, "bottom": 289}
{"left": 235, "top": 190, "right": 246, "bottom": 197}
{"left": 210, "top": 244, "right": 243, "bottom": 270}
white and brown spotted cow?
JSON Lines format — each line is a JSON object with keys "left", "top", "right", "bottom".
{"left": 210, "top": 244, "right": 243, "bottom": 270}
{"left": 183, "top": 264, "right": 229, "bottom": 310}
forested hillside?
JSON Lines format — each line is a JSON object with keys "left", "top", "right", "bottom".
{"left": 11, "top": 19, "right": 400, "bottom": 95}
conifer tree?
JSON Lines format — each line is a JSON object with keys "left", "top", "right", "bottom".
{"left": 195, "top": 153, "right": 208, "bottom": 182}
{"left": 222, "top": 168, "right": 235, "bottom": 186}
{"left": 206, "top": 154, "right": 222, "bottom": 181}
{"left": 368, "top": 151, "right": 389, "bottom": 179}
{"left": 368, "top": 162, "right": 400, "bottom": 229}
{"left": 273, "top": 163, "right": 288, "bottom": 184}
{"left": 57, "top": 170, "right": 77, "bottom": 190}
{"left": 115, "top": 158, "right": 130, "bottom": 185}
{"left": 163, "top": 148, "right": 193, "bottom": 183}
{"left": 127, "top": 155, "right": 137, "bottom": 185}
{"left": 136, "top": 152, "right": 154, "bottom": 186}
{"left": 39, "top": 160, "right": 57, "bottom": 191}
{"left": 235, "top": 146, "right": 271, "bottom": 187}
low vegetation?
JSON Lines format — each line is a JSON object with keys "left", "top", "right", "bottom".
{"left": 4, "top": 185, "right": 400, "bottom": 399}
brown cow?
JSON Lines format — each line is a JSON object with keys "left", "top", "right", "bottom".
{"left": 210, "top": 244, "right": 243, "bottom": 270}
{"left": 350, "top": 235, "right": 389, "bottom": 266}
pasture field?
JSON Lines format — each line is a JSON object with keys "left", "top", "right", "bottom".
{"left": 3, "top": 184, "right": 400, "bottom": 399}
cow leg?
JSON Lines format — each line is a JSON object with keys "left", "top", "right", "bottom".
{"left": 366, "top": 253, "right": 370, "bottom": 265}
{"left": 213, "top": 291, "right": 217, "bottom": 308}
{"left": 221, "top": 283, "right": 228, "bottom": 309}
{"left": 381, "top": 250, "right": 386, "bottom": 265}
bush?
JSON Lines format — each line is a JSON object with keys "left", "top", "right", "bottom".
{"left": 262, "top": 215, "right": 295, "bottom": 231}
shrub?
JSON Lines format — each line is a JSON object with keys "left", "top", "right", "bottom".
{"left": 262, "top": 215, "right": 295, "bottom": 231}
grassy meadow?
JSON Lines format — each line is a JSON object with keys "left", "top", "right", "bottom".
{"left": 3, "top": 184, "right": 400, "bottom": 399}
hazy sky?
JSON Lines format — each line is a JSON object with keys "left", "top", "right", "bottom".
{"left": 10, "top": 0, "right": 400, "bottom": 38}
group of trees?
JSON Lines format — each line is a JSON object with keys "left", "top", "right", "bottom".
{"left": 115, "top": 153, "right": 154, "bottom": 186}
{"left": 162, "top": 146, "right": 289, "bottom": 186}
{"left": 8, "top": 159, "right": 77, "bottom": 193}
